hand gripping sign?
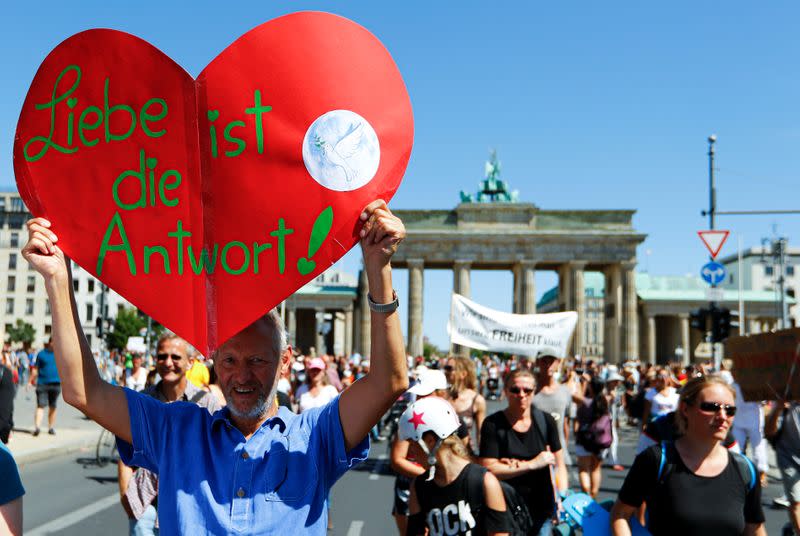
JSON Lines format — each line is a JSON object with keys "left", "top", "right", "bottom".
{"left": 14, "top": 12, "right": 414, "bottom": 357}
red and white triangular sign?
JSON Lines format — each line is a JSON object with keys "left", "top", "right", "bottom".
{"left": 697, "top": 230, "right": 730, "bottom": 259}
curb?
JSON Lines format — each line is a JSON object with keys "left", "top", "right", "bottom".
{"left": 11, "top": 433, "right": 99, "bottom": 466}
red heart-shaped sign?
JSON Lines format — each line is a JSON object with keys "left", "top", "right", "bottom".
{"left": 14, "top": 12, "right": 413, "bottom": 356}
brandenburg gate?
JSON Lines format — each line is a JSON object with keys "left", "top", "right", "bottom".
{"left": 354, "top": 155, "right": 647, "bottom": 364}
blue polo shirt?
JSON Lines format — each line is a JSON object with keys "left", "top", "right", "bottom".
{"left": 117, "top": 388, "right": 369, "bottom": 535}
{"left": 0, "top": 442, "right": 24, "bottom": 506}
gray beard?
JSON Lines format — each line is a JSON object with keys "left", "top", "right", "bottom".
{"left": 225, "top": 383, "right": 277, "bottom": 420}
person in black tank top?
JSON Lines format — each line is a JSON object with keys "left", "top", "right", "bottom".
{"left": 399, "top": 397, "right": 511, "bottom": 536}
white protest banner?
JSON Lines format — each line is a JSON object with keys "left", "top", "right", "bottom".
{"left": 126, "top": 336, "right": 147, "bottom": 353}
{"left": 447, "top": 293, "right": 578, "bottom": 357}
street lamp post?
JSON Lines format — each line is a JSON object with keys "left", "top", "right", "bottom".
{"left": 707, "top": 135, "right": 720, "bottom": 369}
{"left": 708, "top": 135, "right": 716, "bottom": 231}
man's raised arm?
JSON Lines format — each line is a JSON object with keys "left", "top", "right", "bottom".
{"left": 339, "top": 200, "right": 408, "bottom": 451}
{"left": 22, "top": 218, "right": 131, "bottom": 443}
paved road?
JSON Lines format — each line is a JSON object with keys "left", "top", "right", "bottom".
{"left": 17, "top": 398, "right": 794, "bottom": 534}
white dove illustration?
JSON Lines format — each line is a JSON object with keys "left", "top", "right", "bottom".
{"left": 314, "top": 122, "right": 364, "bottom": 182}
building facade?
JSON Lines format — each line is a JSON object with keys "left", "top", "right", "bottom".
{"left": 539, "top": 271, "right": 789, "bottom": 364}
{"left": 0, "top": 191, "right": 132, "bottom": 352}
{"left": 718, "top": 246, "right": 799, "bottom": 328}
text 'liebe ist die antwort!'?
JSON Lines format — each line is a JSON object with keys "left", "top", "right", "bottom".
{"left": 21, "top": 65, "right": 334, "bottom": 278}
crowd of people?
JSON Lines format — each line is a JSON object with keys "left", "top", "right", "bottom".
{"left": 386, "top": 352, "right": 799, "bottom": 535}
{"left": 2, "top": 322, "right": 800, "bottom": 534}
{"left": 0, "top": 204, "right": 798, "bottom": 535}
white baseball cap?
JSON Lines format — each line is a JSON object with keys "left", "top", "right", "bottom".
{"left": 408, "top": 369, "right": 448, "bottom": 396}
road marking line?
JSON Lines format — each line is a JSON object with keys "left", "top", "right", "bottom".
{"left": 346, "top": 520, "right": 364, "bottom": 536}
{"left": 27, "top": 493, "right": 119, "bottom": 535}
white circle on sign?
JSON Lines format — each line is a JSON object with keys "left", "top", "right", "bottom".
{"left": 302, "top": 110, "right": 380, "bottom": 191}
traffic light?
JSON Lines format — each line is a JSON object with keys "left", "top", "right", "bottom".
{"left": 709, "top": 307, "right": 740, "bottom": 342}
{"left": 690, "top": 308, "right": 708, "bottom": 331}
{"left": 95, "top": 316, "right": 104, "bottom": 337}
{"left": 716, "top": 308, "right": 740, "bottom": 341}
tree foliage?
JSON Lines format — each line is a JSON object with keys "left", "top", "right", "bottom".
{"left": 105, "top": 307, "right": 164, "bottom": 352}
{"left": 422, "top": 337, "right": 441, "bottom": 360}
{"left": 106, "top": 306, "right": 146, "bottom": 351}
{"left": 6, "top": 319, "right": 36, "bottom": 349}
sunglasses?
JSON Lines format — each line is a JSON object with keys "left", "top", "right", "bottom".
{"left": 697, "top": 401, "right": 737, "bottom": 416}
{"left": 443, "top": 365, "right": 453, "bottom": 372}
{"left": 156, "top": 353, "right": 185, "bottom": 362}
{"left": 509, "top": 386, "right": 534, "bottom": 395}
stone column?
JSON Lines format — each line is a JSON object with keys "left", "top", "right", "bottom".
{"left": 604, "top": 264, "right": 622, "bottom": 363}
{"left": 558, "top": 264, "right": 573, "bottom": 313}
{"left": 358, "top": 269, "right": 370, "bottom": 358}
{"left": 453, "top": 260, "right": 472, "bottom": 298}
{"left": 621, "top": 261, "right": 639, "bottom": 361}
{"left": 344, "top": 306, "right": 353, "bottom": 356}
{"left": 407, "top": 259, "right": 425, "bottom": 357}
{"left": 513, "top": 260, "right": 537, "bottom": 314}
{"left": 452, "top": 260, "right": 472, "bottom": 357}
{"left": 314, "top": 308, "right": 326, "bottom": 356}
{"left": 287, "top": 305, "right": 297, "bottom": 348}
{"left": 679, "top": 313, "right": 691, "bottom": 366}
{"left": 572, "top": 262, "right": 586, "bottom": 356}
{"left": 646, "top": 314, "right": 656, "bottom": 365}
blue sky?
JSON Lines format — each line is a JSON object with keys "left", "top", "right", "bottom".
{"left": 2, "top": 2, "right": 798, "bottom": 350}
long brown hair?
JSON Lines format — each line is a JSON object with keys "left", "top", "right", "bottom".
{"left": 448, "top": 356, "right": 477, "bottom": 396}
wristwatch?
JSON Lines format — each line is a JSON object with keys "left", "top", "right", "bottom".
{"left": 368, "top": 290, "right": 399, "bottom": 313}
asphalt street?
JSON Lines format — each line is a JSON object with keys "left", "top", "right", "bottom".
{"left": 16, "top": 398, "right": 794, "bottom": 535}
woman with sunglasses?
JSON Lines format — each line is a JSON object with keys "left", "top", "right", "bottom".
{"left": 480, "top": 369, "right": 563, "bottom": 535}
{"left": 611, "top": 375, "right": 766, "bottom": 536}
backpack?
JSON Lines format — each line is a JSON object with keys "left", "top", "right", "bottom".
{"left": 497, "top": 407, "right": 550, "bottom": 447}
{"left": 654, "top": 441, "right": 756, "bottom": 492}
{"left": 466, "top": 464, "right": 535, "bottom": 536}
{"left": 576, "top": 413, "right": 613, "bottom": 454}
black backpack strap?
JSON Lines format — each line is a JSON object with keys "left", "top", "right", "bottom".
{"left": 657, "top": 441, "right": 756, "bottom": 492}
{"left": 466, "top": 463, "right": 488, "bottom": 507}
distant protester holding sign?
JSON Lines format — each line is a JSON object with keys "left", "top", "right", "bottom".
{"left": 21, "top": 200, "right": 408, "bottom": 534}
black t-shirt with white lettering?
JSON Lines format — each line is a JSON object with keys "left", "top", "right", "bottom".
{"left": 618, "top": 445, "right": 765, "bottom": 536}
{"left": 479, "top": 410, "right": 561, "bottom": 519}
{"left": 413, "top": 463, "right": 510, "bottom": 536}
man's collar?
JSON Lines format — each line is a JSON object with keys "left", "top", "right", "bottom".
{"left": 148, "top": 378, "right": 195, "bottom": 402}
{"left": 211, "top": 404, "right": 293, "bottom": 436}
